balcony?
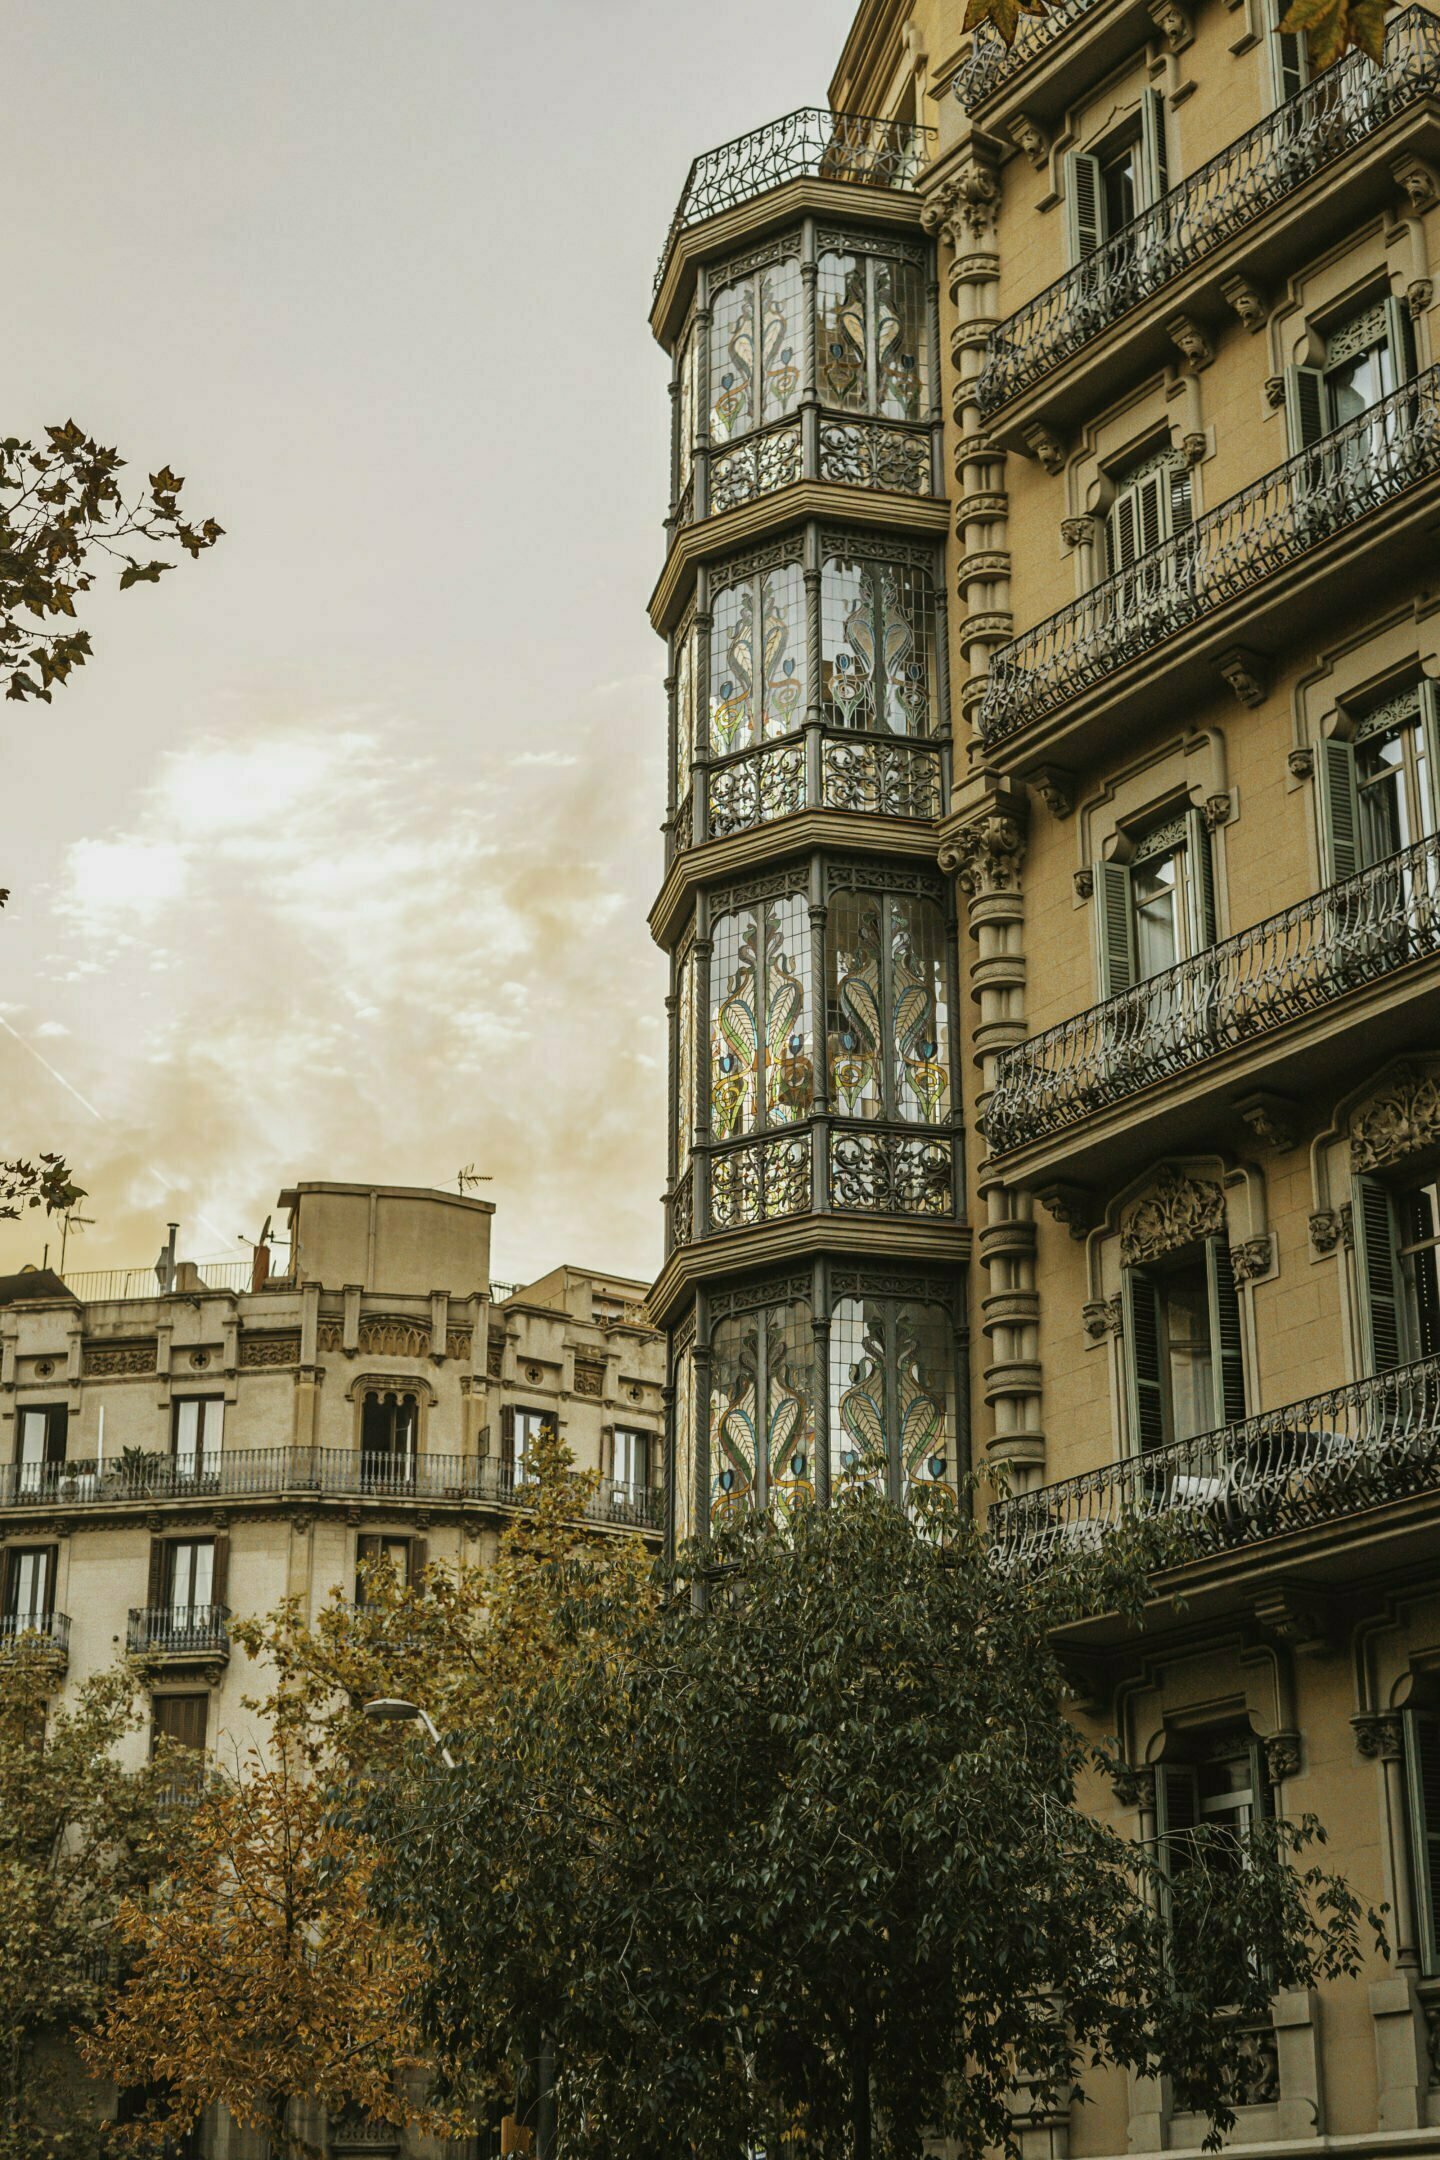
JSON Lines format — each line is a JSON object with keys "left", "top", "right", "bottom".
{"left": 979, "top": 367, "right": 1440, "bottom": 757}
{"left": 128, "top": 1604, "right": 231, "bottom": 1664}
{"left": 0, "top": 1449, "right": 663, "bottom": 1531}
{"left": 987, "top": 832, "right": 1440, "bottom": 1162}
{"left": 0, "top": 1611, "right": 70, "bottom": 1663}
{"left": 990, "top": 1356, "right": 1440, "bottom": 1588}
{"left": 953, "top": 0, "right": 1105, "bottom": 111}
{"left": 672, "top": 728, "right": 946, "bottom": 862}
{"left": 977, "top": 13, "right": 1440, "bottom": 422}
{"left": 669, "top": 1119, "right": 960, "bottom": 1251}
{"left": 655, "top": 108, "right": 932, "bottom": 296}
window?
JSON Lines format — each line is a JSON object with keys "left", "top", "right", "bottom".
{"left": 709, "top": 894, "right": 814, "bottom": 1142}
{"left": 1317, "top": 682, "right": 1440, "bottom": 880}
{"left": 1353, "top": 1168, "right": 1440, "bottom": 1372}
{"left": 612, "top": 1428, "right": 652, "bottom": 1493}
{"left": 831, "top": 1296, "right": 954, "bottom": 1513}
{"left": 171, "top": 1396, "right": 223, "bottom": 1481}
{"left": 1093, "top": 809, "right": 1218, "bottom": 996}
{"left": 151, "top": 1692, "right": 208, "bottom": 1755}
{"left": 1286, "top": 296, "right": 1412, "bottom": 452}
{"left": 1104, "top": 442, "right": 1193, "bottom": 577}
{"left": 708, "top": 258, "right": 804, "bottom": 444}
{"left": 826, "top": 891, "right": 950, "bottom": 1123}
{"left": 1123, "top": 1238, "right": 1245, "bottom": 1450}
{"left": 15, "top": 1404, "right": 67, "bottom": 1497}
{"left": 817, "top": 248, "right": 927, "bottom": 420}
{"left": 355, "top": 1532, "right": 419, "bottom": 1606}
{"left": 145, "top": 1534, "right": 228, "bottom": 1639}
{"left": 360, "top": 1391, "right": 418, "bottom": 1489}
{"left": 820, "top": 551, "right": 937, "bottom": 736}
{"left": 1267, "top": 0, "right": 1308, "bottom": 103}
{"left": 708, "top": 560, "right": 807, "bottom": 754}
{"left": 510, "top": 1407, "right": 551, "bottom": 1483}
{"left": 2, "top": 1545, "right": 56, "bottom": 1628}
{"left": 1403, "top": 1705, "right": 1440, "bottom": 1972}
{"left": 167, "top": 1539, "right": 215, "bottom": 1616}
{"left": 1066, "top": 93, "right": 1168, "bottom": 262}
{"left": 709, "top": 1298, "right": 817, "bottom": 1522}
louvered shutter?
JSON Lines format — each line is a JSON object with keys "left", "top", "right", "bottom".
{"left": 1109, "top": 488, "right": 1139, "bottom": 572}
{"left": 600, "top": 1425, "right": 614, "bottom": 1480}
{"left": 1404, "top": 1707, "right": 1440, "bottom": 1973}
{"left": 0, "top": 1549, "right": 15, "bottom": 1616}
{"left": 1273, "top": 21, "right": 1306, "bottom": 101}
{"left": 146, "top": 1538, "right": 167, "bottom": 1612}
{"left": 1420, "top": 680, "right": 1440, "bottom": 834}
{"left": 1122, "top": 1267, "right": 1167, "bottom": 1452}
{"left": 209, "top": 1534, "right": 230, "bottom": 1614}
{"left": 1354, "top": 1174, "right": 1405, "bottom": 1373}
{"left": 1205, "top": 1236, "right": 1247, "bottom": 1425}
{"left": 1136, "top": 472, "right": 1165, "bottom": 558}
{"left": 1183, "top": 809, "right": 1218, "bottom": 949}
{"left": 1095, "top": 860, "right": 1137, "bottom": 995}
{"left": 1140, "top": 89, "right": 1169, "bottom": 207}
{"left": 1066, "top": 153, "right": 1103, "bottom": 261}
{"left": 1316, "top": 736, "right": 1361, "bottom": 881}
{"left": 409, "top": 1536, "right": 428, "bottom": 1589}
{"left": 1381, "top": 295, "right": 1413, "bottom": 387}
{"left": 500, "top": 1404, "right": 516, "bottom": 1467}
{"left": 1285, "top": 366, "right": 1328, "bottom": 454}
{"left": 47, "top": 1407, "right": 68, "bottom": 1464}
{"left": 1168, "top": 463, "right": 1194, "bottom": 536}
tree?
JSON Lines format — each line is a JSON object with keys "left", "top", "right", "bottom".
{"left": 962, "top": 0, "right": 1386, "bottom": 78}
{"left": 0, "top": 1654, "right": 181, "bottom": 2159}
{"left": 0, "top": 1155, "right": 84, "bottom": 1228}
{"left": 367, "top": 1493, "right": 1382, "bottom": 2160}
{"left": 1, "top": 422, "right": 220, "bottom": 707}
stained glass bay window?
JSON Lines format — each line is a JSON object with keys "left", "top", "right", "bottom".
{"left": 709, "top": 894, "right": 814, "bottom": 1143}
{"left": 821, "top": 552, "right": 936, "bottom": 736}
{"left": 708, "top": 1298, "right": 818, "bottom": 1527}
{"left": 830, "top": 1295, "right": 954, "bottom": 1515}
{"left": 817, "top": 249, "right": 927, "bottom": 422}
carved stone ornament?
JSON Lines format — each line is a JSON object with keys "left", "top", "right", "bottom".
{"left": 1263, "top": 374, "right": 1288, "bottom": 409}
{"left": 1166, "top": 312, "right": 1213, "bottom": 368}
{"left": 1119, "top": 1169, "right": 1225, "bottom": 1267}
{"left": 239, "top": 1331, "right": 302, "bottom": 1369}
{"left": 1036, "top": 1181, "right": 1093, "bottom": 1239}
{"left": 1236, "top": 1092, "right": 1295, "bottom": 1151}
{"left": 1110, "top": 1761, "right": 1155, "bottom": 1810}
{"left": 1073, "top": 867, "right": 1095, "bottom": 901}
{"left": 1392, "top": 154, "right": 1440, "bottom": 214}
{"left": 1203, "top": 790, "right": 1233, "bottom": 830}
{"left": 941, "top": 812, "right": 1026, "bottom": 901}
{"left": 1264, "top": 1730, "right": 1302, "bottom": 1782}
{"left": 355, "top": 1316, "right": 431, "bottom": 1359}
{"left": 1219, "top": 647, "right": 1267, "bottom": 707}
{"left": 1229, "top": 1234, "right": 1275, "bottom": 1284}
{"left": 1008, "top": 113, "right": 1049, "bottom": 167}
{"left": 920, "top": 157, "right": 1000, "bottom": 248}
{"left": 1181, "top": 428, "right": 1207, "bottom": 466}
{"left": 82, "top": 1339, "right": 157, "bottom": 1378}
{"left": 1147, "top": 0, "right": 1193, "bottom": 49}
{"left": 1022, "top": 421, "right": 1066, "bottom": 475}
{"left": 1352, "top": 1710, "right": 1404, "bottom": 1761}
{"left": 1221, "top": 274, "right": 1267, "bottom": 332}
{"left": 1308, "top": 1204, "right": 1351, "bottom": 1255}
{"left": 1059, "top": 515, "right": 1096, "bottom": 550}
{"left": 573, "top": 1357, "right": 605, "bottom": 1399}
{"left": 1082, "top": 1295, "right": 1122, "bottom": 1339}
{"left": 1288, "top": 745, "right": 1315, "bottom": 780}
{"left": 1350, "top": 1064, "right": 1440, "bottom": 1173}
{"left": 1409, "top": 277, "right": 1434, "bottom": 322}
{"left": 1031, "top": 765, "right": 1076, "bottom": 819}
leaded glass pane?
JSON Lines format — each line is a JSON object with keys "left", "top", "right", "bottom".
{"left": 759, "top": 261, "right": 803, "bottom": 427}
{"left": 818, "top": 253, "right": 867, "bottom": 413}
{"left": 828, "top": 893, "right": 885, "bottom": 1119}
{"left": 828, "top": 1296, "right": 954, "bottom": 1514}
{"left": 818, "top": 252, "right": 928, "bottom": 420}
{"left": 678, "top": 330, "right": 696, "bottom": 490}
{"left": 830, "top": 1295, "right": 888, "bottom": 1496}
{"left": 759, "top": 564, "right": 806, "bottom": 737}
{"left": 890, "top": 898, "right": 950, "bottom": 1122}
{"left": 711, "top": 905, "right": 760, "bottom": 1141}
{"left": 766, "top": 1300, "right": 817, "bottom": 1520}
{"left": 674, "top": 631, "right": 694, "bottom": 805}
{"left": 710, "top": 277, "right": 755, "bottom": 442}
{"left": 821, "top": 554, "right": 935, "bottom": 736}
{"left": 673, "top": 1340, "right": 694, "bottom": 1548}
{"left": 896, "top": 1302, "right": 954, "bottom": 1517}
{"left": 762, "top": 895, "right": 814, "bottom": 1127}
{"left": 708, "top": 565, "right": 806, "bottom": 754}
{"left": 710, "top": 1311, "right": 759, "bottom": 1524}
{"left": 875, "top": 258, "right": 927, "bottom": 421}
{"left": 676, "top": 953, "right": 694, "bottom": 1168}
{"left": 709, "top": 577, "right": 756, "bottom": 754}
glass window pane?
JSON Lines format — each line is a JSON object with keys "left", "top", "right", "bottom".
{"left": 709, "top": 575, "right": 757, "bottom": 754}
{"left": 828, "top": 894, "right": 886, "bottom": 1120}
{"left": 1163, "top": 1271, "right": 1213, "bottom": 1442}
{"left": 818, "top": 252, "right": 868, "bottom": 412}
{"left": 759, "top": 260, "right": 803, "bottom": 426}
{"left": 889, "top": 898, "right": 950, "bottom": 1123}
{"left": 1358, "top": 725, "right": 1413, "bottom": 860}
{"left": 710, "top": 905, "right": 761, "bottom": 1141}
{"left": 759, "top": 564, "right": 806, "bottom": 739}
{"left": 709, "top": 277, "right": 755, "bottom": 442}
{"left": 897, "top": 1303, "right": 955, "bottom": 1516}
{"left": 830, "top": 1296, "right": 888, "bottom": 1496}
{"left": 821, "top": 556, "right": 935, "bottom": 737}
{"left": 678, "top": 330, "right": 695, "bottom": 489}
{"left": 766, "top": 1301, "right": 817, "bottom": 1520}
{"left": 676, "top": 953, "right": 694, "bottom": 1168}
{"left": 762, "top": 895, "right": 814, "bottom": 1128}
{"left": 674, "top": 633, "right": 693, "bottom": 805}
{"left": 672, "top": 1342, "right": 694, "bottom": 1548}
{"left": 174, "top": 1399, "right": 200, "bottom": 1469}
{"left": 1132, "top": 855, "right": 1180, "bottom": 979}
{"left": 874, "top": 258, "right": 927, "bottom": 421}
{"left": 709, "top": 1311, "right": 760, "bottom": 1525}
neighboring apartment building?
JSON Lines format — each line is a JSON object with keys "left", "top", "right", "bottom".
{"left": 0, "top": 1178, "right": 664, "bottom": 2155}
{"left": 652, "top": 0, "right": 1440, "bottom": 2149}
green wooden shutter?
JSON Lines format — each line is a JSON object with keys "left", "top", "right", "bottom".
{"left": 355, "top": 1532, "right": 382, "bottom": 1606}
{"left": 1205, "top": 1236, "right": 1247, "bottom": 1426}
{"left": 1354, "top": 1174, "right": 1405, "bottom": 1373}
{"left": 209, "top": 1533, "right": 229, "bottom": 1613}
{"left": 1066, "top": 153, "right": 1103, "bottom": 260}
{"left": 1095, "top": 860, "right": 1137, "bottom": 995}
{"left": 1136, "top": 471, "right": 1165, "bottom": 558}
{"left": 1140, "top": 89, "right": 1169, "bottom": 207}
{"left": 1169, "top": 463, "right": 1194, "bottom": 537}
{"left": 1286, "top": 366, "right": 1328, "bottom": 454}
{"left": 1405, "top": 1707, "right": 1440, "bottom": 1973}
{"left": 1109, "top": 488, "right": 1139, "bottom": 572}
{"left": 409, "top": 1536, "right": 429, "bottom": 1589}
{"left": 1418, "top": 679, "right": 1440, "bottom": 836}
{"left": 1316, "top": 735, "right": 1361, "bottom": 881}
{"left": 1122, "top": 1267, "right": 1167, "bottom": 1452}
{"left": 1183, "top": 809, "right": 1218, "bottom": 950}
{"left": 145, "top": 1538, "right": 167, "bottom": 1611}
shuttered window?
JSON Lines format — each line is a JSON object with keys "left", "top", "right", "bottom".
{"left": 151, "top": 1693, "right": 208, "bottom": 1754}
{"left": 1286, "top": 296, "right": 1412, "bottom": 453}
{"left": 1106, "top": 450, "right": 1193, "bottom": 575}
{"left": 2, "top": 1545, "right": 56, "bottom": 1622}
{"left": 1093, "top": 809, "right": 1216, "bottom": 996}
{"left": 1066, "top": 92, "right": 1168, "bottom": 264}
{"left": 1122, "top": 1237, "right": 1246, "bottom": 1451}
{"left": 1397, "top": 1176, "right": 1440, "bottom": 1361}
{"left": 355, "top": 1533, "right": 413, "bottom": 1606}
{"left": 1319, "top": 682, "right": 1440, "bottom": 880}
{"left": 1404, "top": 1707, "right": 1440, "bottom": 1973}
{"left": 1353, "top": 1174, "right": 1405, "bottom": 1374}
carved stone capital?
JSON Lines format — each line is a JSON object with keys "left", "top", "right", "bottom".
{"left": 1253, "top": 1586, "right": 1331, "bottom": 1654}
{"left": 1059, "top": 514, "right": 1096, "bottom": 549}
{"left": 1073, "top": 867, "right": 1095, "bottom": 901}
{"left": 1022, "top": 421, "right": 1067, "bottom": 475}
{"left": 1350, "top": 1063, "right": 1440, "bottom": 1174}
{"left": 1111, "top": 1761, "right": 1156, "bottom": 1809}
{"left": 1229, "top": 1233, "right": 1275, "bottom": 1284}
{"left": 1219, "top": 645, "right": 1267, "bottom": 707}
{"left": 1082, "top": 1295, "right": 1122, "bottom": 1339}
{"left": 1031, "top": 765, "right": 1076, "bottom": 819}
{"left": 1288, "top": 745, "right": 1315, "bottom": 780}
{"left": 1221, "top": 273, "right": 1267, "bottom": 332}
{"left": 1036, "top": 1181, "right": 1093, "bottom": 1238}
{"left": 941, "top": 809, "right": 1027, "bottom": 900}
{"left": 1352, "top": 1711, "right": 1405, "bottom": 1762}
{"left": 922, "top": 156, "right": 1001, "bottom": 248}
{"left": 1265, "top": 1729, "right": 1303, "bottom": 1783}
{"left": 1120, "top": 1169, "right": 1225, "bottom": 1267}
{"left": 1009, "top": 114, "right": 1049, "bottom": 166}
{"left": 1308, "top": 1205, "right": 1350, "bottom": 1256}
{"left": 1166, "top": 311, "right": 1212, "bottom": 368}
{"left": 1202, "top": 790, "right": 1233, "bottom": 830}
{"left": 1264, "top": 373, "right": 1288, "bottom": 409}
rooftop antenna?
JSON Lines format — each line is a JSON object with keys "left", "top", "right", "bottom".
{"left": 238, "top": 1214, "right": 276, "bottom": 1290}
{"left": 58, "top": 1207, "right": 95, "bottom": 1276}
{"left": 457, "top": 1165, "right": 493, "bottom": 1196}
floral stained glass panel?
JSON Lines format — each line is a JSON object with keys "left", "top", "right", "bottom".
{"left": 821, "top": 555, "right": 934, "bottom": 736}
{"left": 710, "top": 905, "right": 760, "bottom": 1142}
{"left": 766, "top": 1300, "right": 818, "bottom": 1520}
{"left": 817, "top": 251, "right": 928, "bottom": 421}
{"left": 676, "top": 953, "right": 694, "bottom": 1169}
{"left": 759, "top": 261, "right": 803, "bottom": 427}
{"left": 709, "top": 1311, "right": 759, "bottom": 1525}
{"left": 709, "top": 278, "right": 755, "bottom": 442}
{"left": 827, "top": 894, "right": 885, "bottom": 1120}
{"left": 889, "top": 898, "right": 949, "bottom": 1123}
{"left": 762, "top": 895, "right": 814, "bottom": 1127}
{"left": 830, "top": 1296, "right": 889, "bottom": 1497}
{"left": 672, "top": 1339, "right": 694, "bottom": 1548}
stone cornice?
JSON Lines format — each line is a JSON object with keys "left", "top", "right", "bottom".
{"left": 647, "top": 1214, "right": 971, "bottom": 1328}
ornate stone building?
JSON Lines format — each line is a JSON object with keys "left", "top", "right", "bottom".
{"left": 0, "top": 1179, "right": 664, "bottom": 2156}
{"left": 654, "top": 0, "right": 1440, "bottom": 2147}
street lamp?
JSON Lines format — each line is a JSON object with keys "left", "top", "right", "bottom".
{"left": 361, "top": 1696, "right": 457, "bottom": 1771}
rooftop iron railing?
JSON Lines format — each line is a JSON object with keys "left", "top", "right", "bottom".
{"left": 989, "top": 1355, "right": 1440, "bottom": 1565}
{"left": 979, "top": 365, "right": 1440, "bottom": 746}
{"left": 953, "top": 0, "right": 1105, "bottom": 110}
{"left": 656, "top": 108, "right": 933, "bottom": 294}
{"left": 58, "top": 1259, "right": 257, "bottom": 1300}
{"left": 986, "top": 831, "right": 1440, "bottom": 1155}
{"left": 0, "top": 1611, "right": 70, "bottom": 1655}
{"left": 0, "top": 1449, "right": 664, "bottom": 1529}
{"left": 127, "top": 1605, "right": 231, "bottom": 1658}
{"left": 976, "top": 13, "right": 1440, "bottom": 417}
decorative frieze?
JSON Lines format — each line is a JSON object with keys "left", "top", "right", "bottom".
{"left": 238, "top": 1332, "right": 301, "bottom": 1369}
{"left": 1119, "top": 1171, "right": 1226, "bottom": 1267}
{"left": 1350, "top": 1064, "right": 1440, "bottom": 1173}
{"left": 82, "top": 1340, "right": 156, "bottom": 1378}
{"left": 574, "top": 1357, "right": 606, "bottom": 1399}
{"left": 1352, "top": 1711, "right": 1405, "bottom": 1761}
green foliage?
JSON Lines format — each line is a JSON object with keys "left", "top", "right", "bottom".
{"left": 0, "top": 1155, "right": 85, "bottom": 1226}
{"left": 0, "top": 1657, "right": 183, "bottom": 2159}
{"left": 366, "top": 1493, "right": 1380, "bottom": 2160}
{"left": 0, "top": 421, "right": 221, "bottom": 706}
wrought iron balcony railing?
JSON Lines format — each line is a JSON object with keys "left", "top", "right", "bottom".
{"left": 673, "top": 727, "right": 946, "bottom": 861}
{"left": 953, "top": 0, "right": 1104, "bottom": 109}
{"left": 979, "top": 366, "right": 1440, "bottom": 747}
{"left": 670, "top": 1117, "right": 960, "bottom": 1250}
{"left": 977, "top": 13, "right": 1440, "bottom": 417}
{"left": 989, "top": 1355, "right": 1440, "bottom": 1566}
{"left": 128, "top": 1605, "right": 231, "bottom": 1658}
{"left": 656, "top": 108, "right": 933, "bottom": 293}
{"left": 0, "top": 1611, "right": 70, "bottom": 1656}
{"left": 986, "top": 831, "right": 1440, "bottom": 1155}
{"left": 0, "top": 1450, "right": 663, "bottom": 1529}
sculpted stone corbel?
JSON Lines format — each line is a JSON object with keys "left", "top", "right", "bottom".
{"left": 1031, "top": 765, "right": 1076, "bottom": 819}
{"left": 941, "top": 810, "right": 1027, "bottom": 900}
{"left": 1166, "top": 312, "right": 1213, "bottom": 369}
{"left": 1218, "top": 647, "right": 1267, "bottom": 708}
{"left": 1221, "top": 274, "right": 1267, "bottom": 332}
{"left": 1008, "top": 114, "right": 1049, "bottom": 167}
{"left": 1352, "top": 1711, "right": 1405, "bottom": 1761}
{"left": 1392, "top": 155, "right": 1440, "bottom": 214}
{"left": 1022, "top": 421, "right": 1067, "bottom": 475}
{"left": 921, "top": 154, "right": 1001, "bottom": 250}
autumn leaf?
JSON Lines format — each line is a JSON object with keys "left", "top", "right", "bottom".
{"left": 1279, "top": 0, "right": 1390, "bottom": 67}
{"left": 963, "top": 0, "right": 1049, "bottom": 39}
{"left": 117, "top": 557, "right": 171, "bottom": 589}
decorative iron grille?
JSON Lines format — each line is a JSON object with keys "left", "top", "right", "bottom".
{"left": 709, "top": 1131, "right": 813, "bottom": 1229}
{"left": 128, "top": 1605, "right": 231, "bottom": 1657}
{"left": 821, "top": 735, "right": 943, "bottom": 818}
{"left": 953, "top": 0, "right": 1104, "bottom": 109}
{"left": 0, "top": 1612, "right": 70, "bottom": 1655}
{"left": 989, "top": 1354, "right": 1440, "bottom": 1565}
{"left": 986, "top": 831, "right": 1440, "bottom": 1154}
{"left": 977, "top": 12, "right": 1440, "bottom": 416}
{"left": 979, "top": 365, "right": 1440, "bottom": 746}
{"left": 829, "top": 1128, "right": 954, "bottom": 1213}
{"left": 656, "top": 109, "right": 933, "bottom": 292}
{"left": 707, "top": 738, "right": 807, "bottom": 839}
{"left": 819, "top": 418, "right": 931, "bottom": 494}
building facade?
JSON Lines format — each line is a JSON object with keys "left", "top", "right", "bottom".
{"left": 0, "top": 1179, "right": 664, "bottom": 2155}
{"left": 654, "top": 0, "right": 1440, "bottom": 2148}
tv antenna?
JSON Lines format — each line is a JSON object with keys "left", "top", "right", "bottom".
{"left": 457, "top": 1164, "right": 493, "bottom": 1196}
{"left": 58, "top": 1207, "right": 96, "bottom": 1275}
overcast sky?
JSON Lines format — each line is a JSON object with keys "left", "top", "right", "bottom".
{"left": 1, "top": 0, "right": 856, "bottom": 1288}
